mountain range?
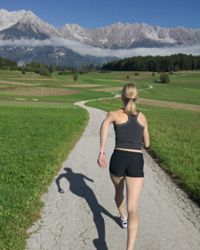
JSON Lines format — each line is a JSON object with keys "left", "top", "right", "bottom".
{"left": 0, "top": 8, "right": 200, "bottom": 67}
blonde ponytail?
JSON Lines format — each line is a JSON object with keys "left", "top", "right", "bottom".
{"left": 121, "top": 83, "right": 138, "bottom": 115}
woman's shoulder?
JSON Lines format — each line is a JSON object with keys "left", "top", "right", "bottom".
{"left": 137, "top": 111, "right": 148, "bottom": 126}
{"left": 110, "top": 108, "right": 124, "bottom": 115}
{"left": 106, "top": 108, "right": 123, "bottom": 121}
{"left": 138, "top": 110, "right": 146, "bottom": 117}
{"left": 108, "top": 108, "right": 123, "bottom": 114}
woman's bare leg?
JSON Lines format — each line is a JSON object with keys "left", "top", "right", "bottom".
{"left": 125, "top": 176, "right": 144, "bottom": 250}
{"left": 109, "top": 172, "right": 127, "bottom": 219}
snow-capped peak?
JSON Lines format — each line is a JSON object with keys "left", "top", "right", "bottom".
{"left": 0, "top": 8, "right": 41, "bottom": 31}
{"left": 0, "top": 8, "right": 200, "bottom": 49}
{"left": 0, "top": 8, "right": 60, "bottom": 37}
{"left": 62, "top": 23, "right": 87, "bottom": 34}
{"left": 61, "top": 23, "right": 90, "bottom": 43}
{"left": 0, "top": 8, "right": 27, "bottom": 31}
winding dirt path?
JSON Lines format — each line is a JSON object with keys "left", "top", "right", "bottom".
{"left": 25, "top": 95, "right": 200, "bottom": 250}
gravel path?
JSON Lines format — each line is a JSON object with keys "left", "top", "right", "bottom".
{"left": 25, "top": 98, "right": 200, "bottom": 250}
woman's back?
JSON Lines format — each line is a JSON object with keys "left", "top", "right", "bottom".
{"left": 112, "top": 108, "right": 146, "bottom": 150}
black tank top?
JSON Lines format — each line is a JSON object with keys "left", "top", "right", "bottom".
{"left": 113, "top": 109, "right": 144, "bottom": 150}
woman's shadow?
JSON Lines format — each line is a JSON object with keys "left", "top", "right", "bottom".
{"left": 55, "top": 167, "right": 120, "bottom": 250}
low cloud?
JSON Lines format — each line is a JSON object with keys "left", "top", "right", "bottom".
{"left": 0, "top": 37, "right": 200, "bottom": 58}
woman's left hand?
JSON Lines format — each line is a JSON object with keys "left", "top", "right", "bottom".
{"left": 97, "top": 152, "right": 107, "bottom": 168}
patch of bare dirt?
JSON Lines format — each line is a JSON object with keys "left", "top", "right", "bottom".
{"left": 0, "top": 87, "right": 79, "bottom": 96}
{"left": 4, "top": 78, "right": 55, "bottom": 81}
{"left": 62, "top": 83, "right": 100, "bottom": 88}
{"left": 93, "top": 87, "right": 122, "bottom": 92}
{"left": 138, "top": 98, "right": 200, "bottom": 112}
{"left": 0, "top": 80, "right": 34, "bottom": 86}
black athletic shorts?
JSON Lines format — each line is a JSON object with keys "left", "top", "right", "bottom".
{"left": 109, "top": 149, "right": 144, "bottom": 177}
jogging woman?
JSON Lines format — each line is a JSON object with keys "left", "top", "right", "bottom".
{"left": 97, "top": 83, "right": 150, "bottom": 250}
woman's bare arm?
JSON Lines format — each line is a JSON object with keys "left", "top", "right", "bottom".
{"left": 138, "top": 112, "right": 150, "bottom": 149}
{"left": 99, "top": 111, "right": 115, "bottom": 153}
{"left": 143, "top": 115, "right": 150, "bottom": 149}
{"left": 97, "top": 111, "right": 115, "bottom": 168}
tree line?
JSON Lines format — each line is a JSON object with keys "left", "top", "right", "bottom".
{"left": 0, "top": 55, "right": 98, "bottom": 76}
{"left": 102, "top": 53, "right": 200, "bottom": 72}
{"left": 0, "top": 56, "right": 17, "bottom": 69}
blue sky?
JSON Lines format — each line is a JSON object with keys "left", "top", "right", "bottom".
{"left": 0, "top": 0, "right": 199, "bottom": 29}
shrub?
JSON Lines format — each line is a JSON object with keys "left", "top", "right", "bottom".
{"left": 153, "top": 78, "right": 159, "bottom": 83}
{"left": 73, "top": 74, "right": 78, "bottom": 81}
{"left": 99, "top": 69, "right": 111, "bottom": 73}
{"left": 58, "top": 71, "right": 72, "bottom": 75}
{"left": 79, "top": 70, "right": 89, "bottom": 74}
{"left": 35, "top": 67, "right": 50, "bottom": 77}
{"left": 160, "top": 73, "right": 170, "bottom": 83}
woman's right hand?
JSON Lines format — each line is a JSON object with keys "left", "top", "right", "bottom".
{"left": 97, "top": 152, "right": 107, "bottom": 168}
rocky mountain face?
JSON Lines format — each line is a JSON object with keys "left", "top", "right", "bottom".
{"left": 61, "top": 22, "right": 200, "bottom": 49}
{"left": 0, "top": 8, "right": 199, "bottom": 66}
{"left": 0, "top": 46, "right": 112, "bottom": 67}
{"left": 0, "top": 9, "right": 59, "bottom": 38}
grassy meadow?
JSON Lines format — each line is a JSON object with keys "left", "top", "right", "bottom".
{"left": 0, "top": 103, "right": 88, "bottom": 250}
{"left": 1, "top": 69, "right": 200, "bottom": 104}
{"left": 0, "top": 68, "right": 200, "bottom": 249}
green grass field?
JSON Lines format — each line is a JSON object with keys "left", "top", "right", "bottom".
{"left": 142, "top": 72, "right": 197, "bottom": 104}
{"left": 0, "top": 103, "right": 88, "bottom": 250}
{"left": 1, "top": 70, "right": 200, "bottom": 105}
{"left": 0, "top": 69, "right": 199, "bottom": 249}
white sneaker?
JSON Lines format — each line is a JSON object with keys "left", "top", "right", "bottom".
{"left": 120, "top": 216, "right": 128, "bottom": 228}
